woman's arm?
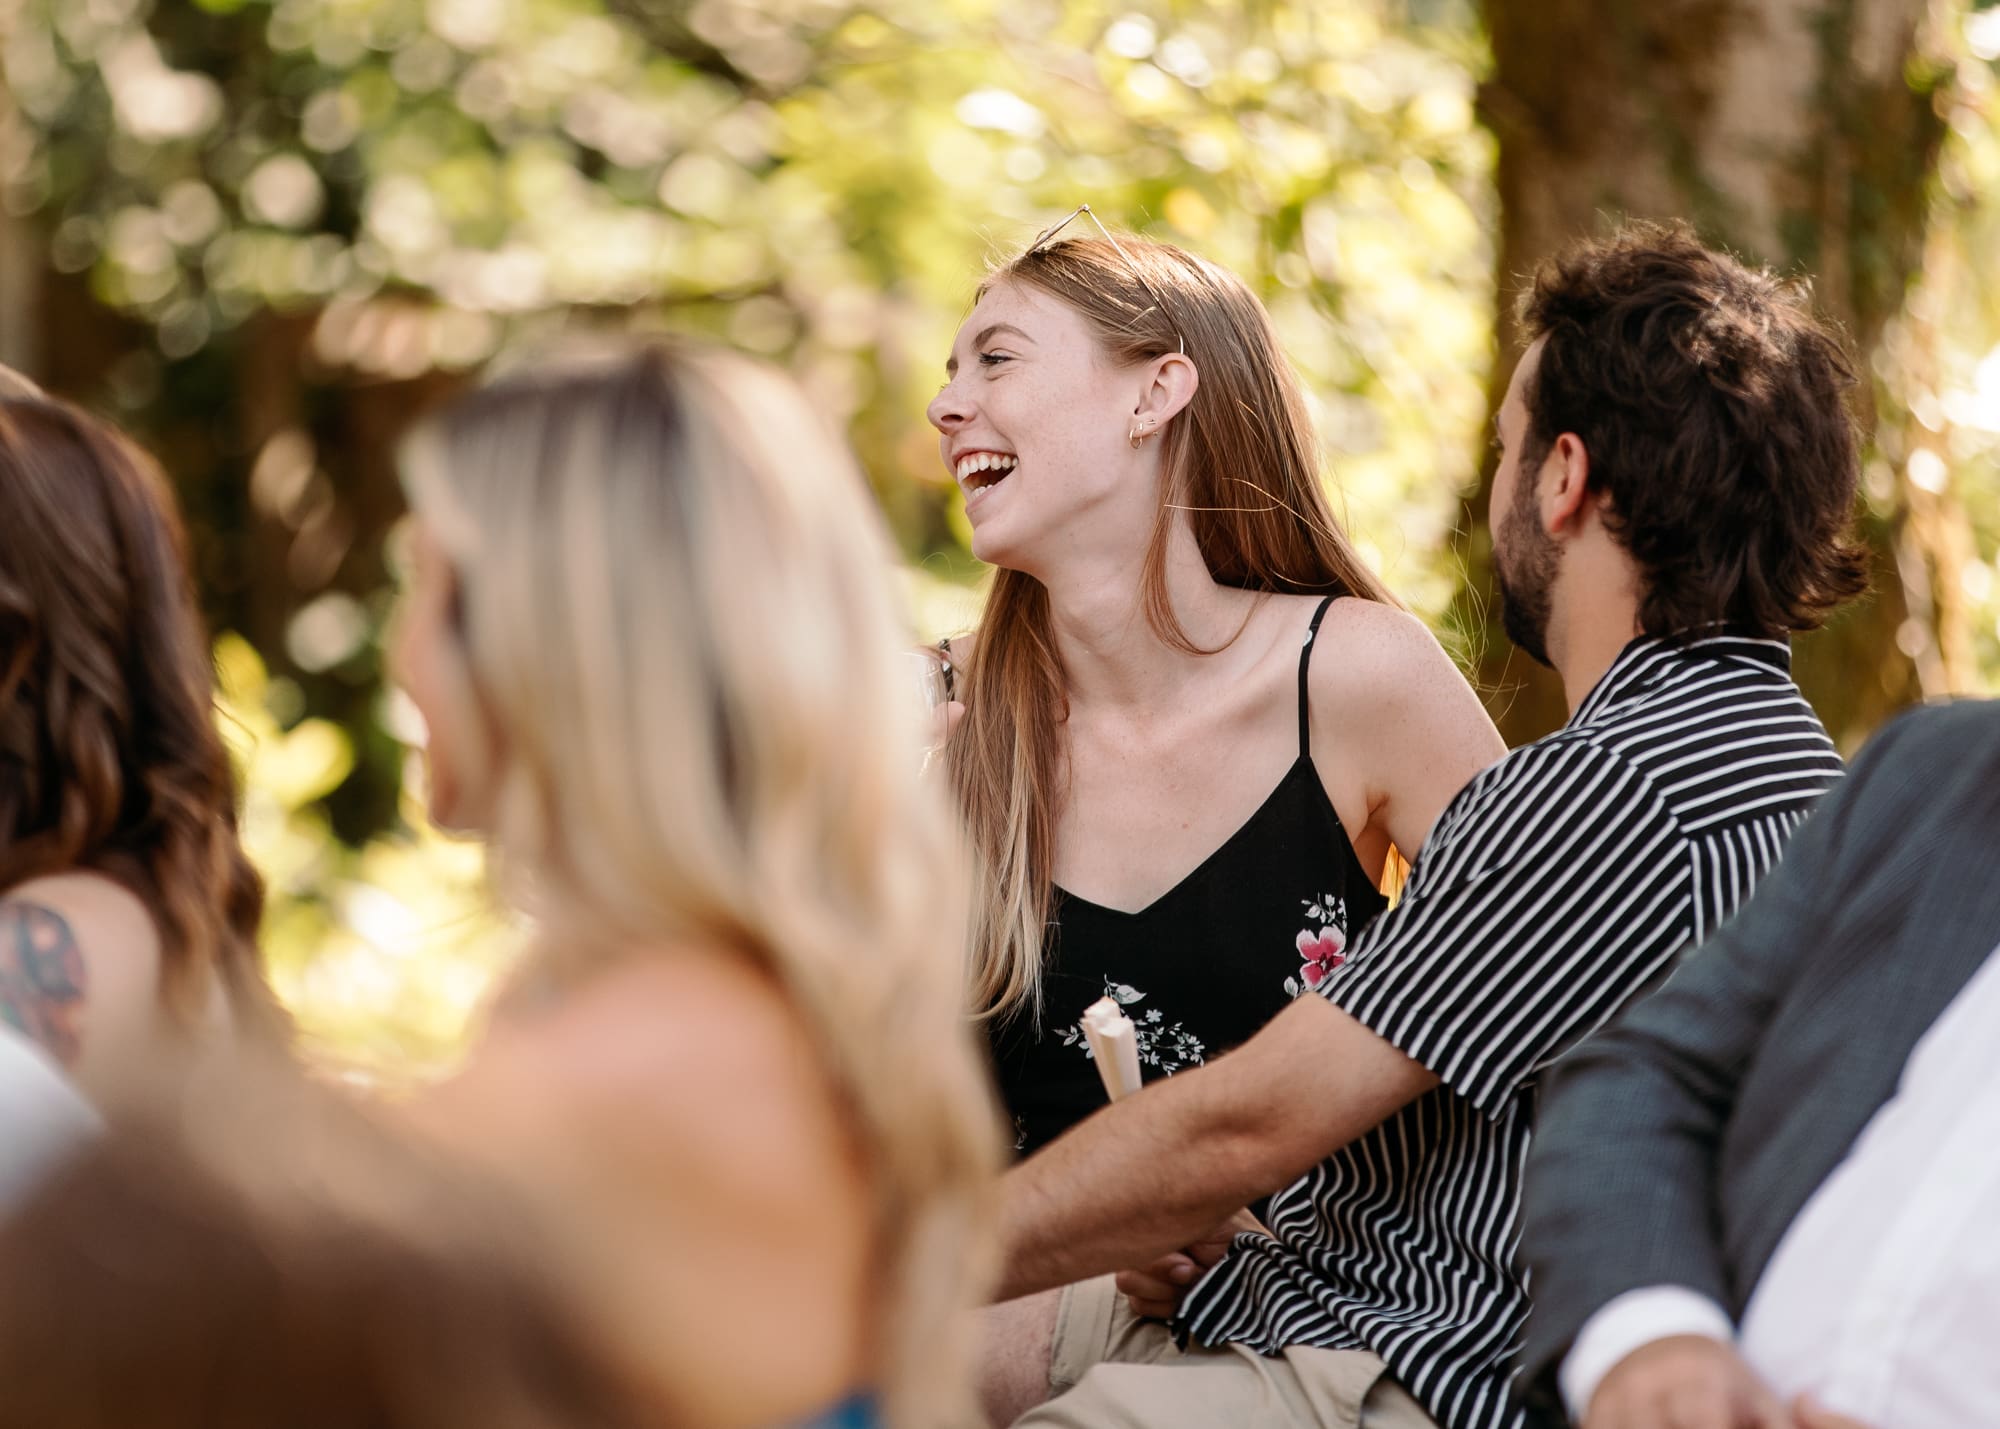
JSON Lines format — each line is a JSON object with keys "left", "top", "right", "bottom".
{"left": 1311, "top": 602, "right": 1506, "bottom": 866}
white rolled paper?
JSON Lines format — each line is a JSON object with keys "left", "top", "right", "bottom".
{"left": 1080, "top": 995, "right": 1144, "bottom": 1101}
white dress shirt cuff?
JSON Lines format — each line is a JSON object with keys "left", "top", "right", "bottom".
{"left": 1559, "top": 1285, "right": 1736, "bottom": 1423}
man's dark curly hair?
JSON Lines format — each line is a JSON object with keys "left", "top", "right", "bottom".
{"left": 1518, "top": 221, "right": 1870, "bottom": 641}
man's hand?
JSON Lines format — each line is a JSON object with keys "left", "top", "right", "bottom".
{"left": 1790, "top": 1394, "right": 1874, "bottom": 1429}
{"left": 1114, "top": 1208, "right": 1267, "bottom": 1320}
{"left": 1584, "top": 1336, "right": 1785, "bottom": 1429}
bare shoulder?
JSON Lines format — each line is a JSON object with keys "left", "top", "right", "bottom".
{"left": 1306, "top": 600, "right": 1504, "bottom": 850}
{"left": 555, "top": 952, "right": 820, "bottom": 1105}
{"left": 1309, "top": 598, "right": 1474, "bottom": 713}
{"left": 470, "top": 949, "right": 856, "bottom": 1195}
{"left": 3, "top": 871, "right": 158, "bottom": 947}
{"left": 0, "top": 871, "right": 164, "bottom": 1082}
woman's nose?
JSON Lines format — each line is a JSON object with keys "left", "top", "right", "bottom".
{"left": 927, "top": 381, "right": 970, "bottom": 433}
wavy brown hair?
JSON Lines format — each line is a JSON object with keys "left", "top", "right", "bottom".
{"left": 948, "top": 236, "right": 1399, "bottom": 1024}
{"left": 0, "top": 389, "right": 271, "bottom": 1029}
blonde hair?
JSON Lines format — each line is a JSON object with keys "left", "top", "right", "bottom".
{"left": 401, "top": 341, "right": 998, "bottom": 1428}
{"left": 949, "top": 236, "right": 1400, "bottom": 1024}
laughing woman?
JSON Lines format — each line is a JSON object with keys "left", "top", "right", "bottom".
{"left": 925, "top": 220, "right": 1504, "bottom": 1156}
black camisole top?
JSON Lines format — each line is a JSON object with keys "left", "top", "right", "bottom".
{"left": 989, "top": 596, "right": 1389, "bottom": 1157}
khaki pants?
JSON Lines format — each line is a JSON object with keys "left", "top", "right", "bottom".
{"left": 1013, "top": 1275, "right": 1438, "bottom": 1429}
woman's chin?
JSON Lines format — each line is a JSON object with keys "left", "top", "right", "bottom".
{"left": 968, "top": 518, "right": 1032, "bottom": 574}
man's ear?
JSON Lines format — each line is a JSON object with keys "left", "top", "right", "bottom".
{"left": 1543, "top": 433, "right": 1593, "bottom": 537}
{"left": 1132, "top": 352, "right": 1199, "bottom": 433}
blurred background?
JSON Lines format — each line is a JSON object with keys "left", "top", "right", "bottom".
{"left": 1, "top": 0, "right": 1995, "bottom": 1076}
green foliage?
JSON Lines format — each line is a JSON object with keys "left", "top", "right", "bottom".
{"left": 0, "top": 0, "right": 1503, "bottom": 1065}
{"left": 1, "top": 0, "right": 1494, "bottom": 596}
{"left": 1936, "top": 25, "right": 2000, "bottom": 676}
{"left": 3, "top": 0, "right": 1997, "bottom": 1065}
{"left": 217, "top": 632, "right": 517, "bottom": 1078}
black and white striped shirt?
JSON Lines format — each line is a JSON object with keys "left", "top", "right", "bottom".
{"left": 1177, "top": 635, "right": 1843, "bottom": 1429}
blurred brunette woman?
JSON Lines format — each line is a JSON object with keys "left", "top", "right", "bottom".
{"left": 0, "top": 380, "right": 276, "bottom": 1140}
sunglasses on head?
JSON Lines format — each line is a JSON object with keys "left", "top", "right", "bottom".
{"left": 1025, "top": 203, "right": 1186, "bottom": 357}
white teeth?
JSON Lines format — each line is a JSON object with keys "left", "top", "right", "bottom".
{"left": 954, "top": 451, "right": 1019, "bottom": 485}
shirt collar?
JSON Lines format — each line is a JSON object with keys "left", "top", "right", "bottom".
{"left": 1568, "top": 631, "right": 1792, "bottom": 729}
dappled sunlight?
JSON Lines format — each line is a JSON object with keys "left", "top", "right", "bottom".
{"left": 217, "top": 634, "right": 519, "bottom": 1084}
{"left": 1, "top": 0, "right": 1996, "bottom": 1064}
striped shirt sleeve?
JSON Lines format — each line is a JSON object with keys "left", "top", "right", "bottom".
{"left": 1319, "top": 735, "right": 1695, "bottom": 1116}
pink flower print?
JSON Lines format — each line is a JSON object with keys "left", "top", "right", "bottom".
{"left": 1295, "top": 926, "right": 1347, "bottom": 988}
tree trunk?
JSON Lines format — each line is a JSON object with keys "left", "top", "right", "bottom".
{"left": 1461, "top": 0, "right": 1958, "bottom": 748}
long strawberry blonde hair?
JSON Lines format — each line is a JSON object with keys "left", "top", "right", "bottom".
{"left": 946, "top": 236, "right": 1399, "bottom": 1025}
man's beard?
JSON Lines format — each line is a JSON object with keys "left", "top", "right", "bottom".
{"left": 1494, "top": 480, "right": 1560, "bottom": 670}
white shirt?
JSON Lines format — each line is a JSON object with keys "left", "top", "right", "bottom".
{"left": 0, "top": 1026, "right": 99, "bottom": 1215}
{"left": 1561, "top": 941, "right": 2000, "bottom": 1426}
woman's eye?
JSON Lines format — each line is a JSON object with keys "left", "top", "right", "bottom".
{"left": 978, "top": 352, "right": 1012, "bottom": 369}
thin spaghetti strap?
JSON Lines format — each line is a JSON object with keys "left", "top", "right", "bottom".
{"left": 1298, "top": 596, "right": 1337, "bottom": 757}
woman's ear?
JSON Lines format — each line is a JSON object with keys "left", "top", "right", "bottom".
{"left": 395, "top": 537, "right": 505, "bottom": 835}
{"left": 1132, "top": 352, "right": 1199, "bottom": 435}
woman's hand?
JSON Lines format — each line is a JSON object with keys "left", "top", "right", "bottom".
{"left": 1113, "top": 1208, "right": 1266, "bottom": 1320}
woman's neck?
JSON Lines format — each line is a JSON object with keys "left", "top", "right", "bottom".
{"left": 1039, "top": 519, "right": 1259, "bottom": 711}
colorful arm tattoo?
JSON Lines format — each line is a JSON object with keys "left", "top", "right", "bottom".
{"left": 0, "top": 900, "right": 87, "bottom": 1065}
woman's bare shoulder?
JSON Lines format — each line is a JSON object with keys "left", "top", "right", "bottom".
{"left": 455, "top": 948, "right": 857, "bottom": 1192}
{"left": 1308, "top": 597, "right": 1470, "bottom": 703}
{"left": 3, "top": 869, "right": 157, "bottom": 934}
{"left": 1307, "top": 597, "right": 1501, "bottom": 757}
{"left": 0, "top": 871, "right": 166, "bottom": 1091}
{"left": 1308, "top": 598, "right": 1505, "bottom": 846}
{"left": 557, "top": 953, "right": 817, "bottom": 1098}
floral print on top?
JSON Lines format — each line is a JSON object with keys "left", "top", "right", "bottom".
{"left": 1285, "top": 893, "right": 1352, "bottom": 998}
{"left": 1054, "top": 977, "right": 1210, "bottom": 1076}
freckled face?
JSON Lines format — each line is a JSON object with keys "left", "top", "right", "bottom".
{"left": 388, "top": 518, "right": 486, "bottom": 832}
{"left": 925, "top": 281, "right": 1141, "bottom": 574}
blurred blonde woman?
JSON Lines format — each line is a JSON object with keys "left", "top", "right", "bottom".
{"left": 390, "top": 342, "right": 1001, "bottom": 1429}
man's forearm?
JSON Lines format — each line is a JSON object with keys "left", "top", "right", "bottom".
{"left": 994, "top": 995, "right": 1437, "bottom": 1301}
{"left": 996, "top": 1059, "right": 1274, "bottom": 1299}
